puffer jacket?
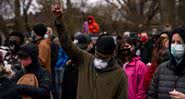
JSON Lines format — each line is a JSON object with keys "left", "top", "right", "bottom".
{"left": 55, "top": 17, "right": 127, "bottom": 99}
{"left": 87, "top": 16, "right": 100, "bottom": 34}
{"left": 148, "top": 28, "right": 185, "bottom": 99}
{"left": 148, "top": 60, "right": 185, "bottom": 99}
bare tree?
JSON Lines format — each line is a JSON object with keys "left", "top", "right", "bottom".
{"left": 177, "top": 0, "right": 185, "bottom": 26}
{"left": 105, "top": 0, "right": 159, "bottom": 30}
{"left": 22, "top": 0, "right": 33, "bottom": 33}
{"left": 158, "top": 0, "right": 175, "bottom": 30}
{"left": 14, "top": 0, "right": 24, "bottom": 32}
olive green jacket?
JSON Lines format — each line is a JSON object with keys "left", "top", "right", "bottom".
{"left": 55, "top": 17, "right": 128, "bottom": 99}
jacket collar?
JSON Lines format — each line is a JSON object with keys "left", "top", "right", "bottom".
{"left": 127, "top": 57, "right": 140, "bottom": 66}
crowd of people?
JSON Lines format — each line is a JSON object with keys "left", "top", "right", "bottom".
{"left": 1, "top": 5, "right": 185, "bottom": 99}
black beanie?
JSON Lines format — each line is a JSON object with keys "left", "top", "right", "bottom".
{"left": 32, "top": 24, "right": 47, "bottom": 37}
{"left": 96, "top": 36, "right": 116, "bottom": 55}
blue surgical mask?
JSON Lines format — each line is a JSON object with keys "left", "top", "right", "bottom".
{"left": 171, "top": 44, "right": 185, "bottom": 60}
{"left": 93, "top": 58, "right": 108, "bottom": 70}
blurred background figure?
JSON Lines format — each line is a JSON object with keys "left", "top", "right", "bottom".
{"left": 86, "top": 15, "right": 100, "bottom": 35}
{"left": 0, "top": 51, "right": 22, "bottom": 99}
{"left": 140, "top": 32, "right": 153, "bottom": 65}
{"left": 144, "top": 36, "right": 169, "bottom": 92}
{"left": 15, "top": 43, "right": 51, "bottom": 99}
{"left": 32, "top": 23, "right": 51, "bottom": 73}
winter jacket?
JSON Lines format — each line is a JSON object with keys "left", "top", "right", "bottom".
{"left": 140, "top": 41, "right": 153, "bottom": 64}
{"left": 55, "top": 18, "right": 128, "bottom": 99}
{"left": 50, "top": 41, "right": 59, "bottom": 72}
{"left": 123, "top": 57, "right": 147, "bottom": 99}
{"left": 13, "top": 43, "right": 51, "bottom": 99}
{"left": 144, "top": 48, "right": 170, "bottom": 92}
{"left": 87, "top": 16, "right": 100, "bottom": 34}
{"left": 0, "top": 74, "right": 22, "bottom": 99}
{"left": 148, "top": 28, "right": 185, "bottom": 99}
{"left": 148, "top": 60, "right": 185, "bottom": 99}
{"left": 62, "top": 62, "right": 78, "bottom": 99}
{"left": 55, "top": 47, "right": 68, "bottom": 68}
{"left": 37, "top": 39, "right": 51, "bottom": 73}
{"left": 143, "top": 64, "right": 156, "bottom": 92}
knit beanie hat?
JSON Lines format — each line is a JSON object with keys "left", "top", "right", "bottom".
{"left": 96, "top": 36, "right": 116, "bottom": 55}
{"left": 32, "top": 24, "right": 47, "bottom": 37}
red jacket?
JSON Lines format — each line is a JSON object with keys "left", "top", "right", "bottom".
{"left": 143, "top": 64, "right": 156, "bottom": 92}
{"left": 87, "top": 16, "right": 100, "bottom": 34}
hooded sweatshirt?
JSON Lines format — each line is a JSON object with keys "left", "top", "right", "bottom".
{"left": 55, "top": 17, "right": 127, "bottom": 99}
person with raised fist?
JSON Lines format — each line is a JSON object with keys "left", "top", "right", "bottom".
{"left": 52, "top": 5, "right": 127, "bottom": 99}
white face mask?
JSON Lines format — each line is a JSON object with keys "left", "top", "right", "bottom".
{"left": 136, "top": 49, "right": 141, "bottom": 56}
{"left": 44, "top": 34, "right": 49, "bottom": 39}
{"left": 171, "top": 44, "right": 185, "bottom": 60}
{"left": 93, "top": 58, "right": 108, "bottom": 70}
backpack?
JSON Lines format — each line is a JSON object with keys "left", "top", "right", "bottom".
{"left": 17, "top": 73, "right": 38, "bottom": 99}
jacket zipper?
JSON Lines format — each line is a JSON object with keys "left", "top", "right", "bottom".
{"left": 174, "top": 75, "right": 178, "bottom": 89}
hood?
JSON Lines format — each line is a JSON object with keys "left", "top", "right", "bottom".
{"left": 168, "top": 28, "right": 185, "bottom": 74}
{"left": 87, "top": 16, "right": 95, "bottom": 24}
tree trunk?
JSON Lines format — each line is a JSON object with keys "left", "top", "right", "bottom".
{"left": 178, "top": 0, "right": 185, "bottom": 26}
{"left": 14, "top": 0, "right": 24, "bottom": 32}
{"left": 158, "top": 0, "right": 175, "bottom": 30}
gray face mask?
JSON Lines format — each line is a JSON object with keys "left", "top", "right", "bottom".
{"left": 93, "top": 58, "right": 108, "bottom": 70}
{"left": 171, "top": 44, "right": 185, "bottom": 62}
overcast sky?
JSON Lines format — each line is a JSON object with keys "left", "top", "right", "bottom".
{"left": 1, "top": 0, "right": 107, "bottom": 19}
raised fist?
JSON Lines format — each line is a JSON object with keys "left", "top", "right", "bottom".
{"left": 52, "top": 4, "right": 63, "bottom": 17}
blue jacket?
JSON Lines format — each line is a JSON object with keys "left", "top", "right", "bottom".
{"left": 55, "top": 47, "right": 68, "bottom": 68}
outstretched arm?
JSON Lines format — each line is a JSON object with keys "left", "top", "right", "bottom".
{"left": 53, "top": 5, "right": 88, "bottom": 64}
